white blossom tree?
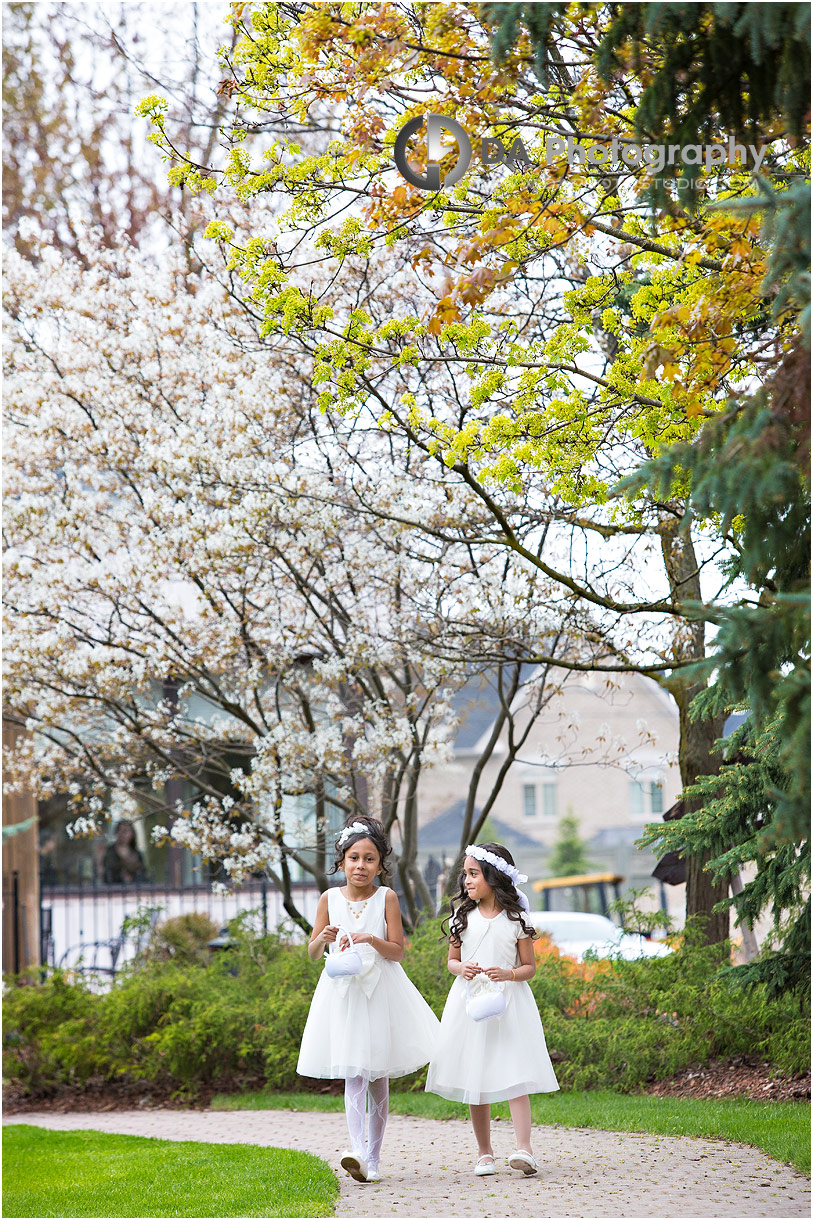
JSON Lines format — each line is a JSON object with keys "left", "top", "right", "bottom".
{"left": 4, "top": 237, "right": 595, "bottom": 924}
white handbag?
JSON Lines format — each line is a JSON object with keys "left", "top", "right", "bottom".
{"left": 462, "top": 920, "right": 508, "bottom": 1021}
{"left": 465, "top": 976, "right": 507, "bottom": 1021}
{"left": 324, "top": 925, "right": 363, "bottom": 978}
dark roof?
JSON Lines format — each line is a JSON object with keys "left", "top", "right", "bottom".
{"left": 449, "top": 678, "right": 503, "bottom": 751}
{"left": 588, "top": 825, "right": 654, "bottom": 850}
{"left": 419, "top": 800, "right": 541, "bottom": 850}
{"left": 450, "top": 666, "right": 539, "bottom": 751}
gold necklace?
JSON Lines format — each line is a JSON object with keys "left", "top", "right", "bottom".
{"left": 345, "top": 894, "right": 371, "bottom": 919}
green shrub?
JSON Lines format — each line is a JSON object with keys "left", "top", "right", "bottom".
{"left": 3, "top": 916, "right": 809, "bottom": 1101}
{"left": 142, "top": 913, "right": 220, "bottom": 965}
{"left": 2, "top": 972, "right": 108, "bottom": 1093}
{"left": 526, "top": 928, "right": 811, "bottom": 1089}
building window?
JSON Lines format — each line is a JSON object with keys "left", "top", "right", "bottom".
{"left": 275, "top": 787, "right": 344, "bottom": 881}
{"left": 523, "top": 782, "right": 557, "bottom": 819}
{"left": 630, "top": 776, "right": 665, "bottom": 819}
{"left": 629, "top": 779, "right": 646, "bottom": 818}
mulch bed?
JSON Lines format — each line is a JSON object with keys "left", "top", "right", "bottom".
{"left": 3, "top": 1074, "right": 345, "bottom": 1115}
{"left": 2, "top": 1079, "right": 211, "bottom": 1114}
{"left": 5, "top": 1058, "right": 809, "bottom": 1113}
{"left": 647, "top": 1055, "right": 811, "bottom": 1103}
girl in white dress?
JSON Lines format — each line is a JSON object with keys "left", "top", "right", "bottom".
{"left": 298, "top": 817, "right": 440, "bottom": 1183}
{"left": 426, "top": 842, "right": 559, "bottom": 1177}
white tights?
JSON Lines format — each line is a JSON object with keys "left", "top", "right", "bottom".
{"left": 344, "top": 1073, "right": 389, "bottom": 1169}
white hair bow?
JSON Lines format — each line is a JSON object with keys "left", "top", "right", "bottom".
{"left": 337, "top": 821, "right": 369, "bottom": 848}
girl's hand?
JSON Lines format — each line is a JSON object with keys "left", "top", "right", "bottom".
{"left": 334, "top": 932, "right": 371, "bottom": 951}
{"left": 321, "top": 925, "right": 339, "bottom": 946}
{"left": 338, "top": 930, "right": 371, "bottom": 949}
{"left": 461, "top": 961, "right": 482, "bottom": 980}
{"left": 483, "top": 966, "right": 513, "bottom": 982}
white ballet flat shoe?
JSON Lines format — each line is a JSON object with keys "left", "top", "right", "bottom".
{"left": 508, "top": 1149, "right": 538, "bottom": 1175}
{"left": 366, "top": 1165, "right": 381, "bottom": 1182}
{"left": 474, "top": 1154, "right": 497, "bottom": 1176}
{"left": 340, "top": 1151, "right": 369, "bottom": 1182}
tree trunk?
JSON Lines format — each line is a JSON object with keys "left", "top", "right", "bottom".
{"left": 677, "top": 692, "right": 727, "bottom": 941}
{"left": 661, "top": 518, "right": 729, "bottom": 945}
{"left": 278, "top": 856, "right": 312, "bottom": 935}
{"left": 397, "top": 750, "right": 429, "bottom": 924}
{"left": 2, "top": 721, "right": 40, "bottom": 971}
{"left": 730, "top": 871, "right": 760, "bottom": 961}
{"left": 407, "top": 861, "right": 435, "bottom": 916}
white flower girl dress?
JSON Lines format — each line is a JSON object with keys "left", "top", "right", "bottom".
{"left": 298, "top": 885, "right": 440, "bottom": 1081}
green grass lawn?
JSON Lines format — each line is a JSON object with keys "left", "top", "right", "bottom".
{"left": 211, "top": 1088, "right": 811, "bottom": 1176}
{"left": 2, "top": 1124, "right": 338, "bottom": 1218}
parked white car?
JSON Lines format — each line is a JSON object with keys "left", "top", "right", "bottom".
{"left": 528, "top": 911, "right": 672, "bottom": 961}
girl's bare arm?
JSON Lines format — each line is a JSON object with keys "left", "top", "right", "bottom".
{"left": 447, "top": 939, "right": 481, "bottom": 979}
{"left": 307, "top": 892, "right": 339, "bottom": 962}
{"left": 483, "top": 935, "right": 536, "bottom": 983}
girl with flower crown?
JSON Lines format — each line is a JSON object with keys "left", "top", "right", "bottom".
{"left": 298, "top": 817, "right": 440, "bottom": 1184}
{"left": 426, "top": 842, "right": 559, "bottom": 1177}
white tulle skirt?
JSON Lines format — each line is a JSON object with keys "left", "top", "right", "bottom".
{"left": 426, "top": 976, "right": 560, "bottom": 1104}
{"left": 298, "top": 954, "right": 440, "bottom": 1081}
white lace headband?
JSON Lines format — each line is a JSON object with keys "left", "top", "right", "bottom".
{"left": 337, "top": 821, "right": 370, "bottom": 848}
{"left": 465, "top": 844, "right": 531, "bottom": 911}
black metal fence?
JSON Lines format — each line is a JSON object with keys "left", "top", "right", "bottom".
{"left": 37, "top": 874, "right": 319, "bottom": 979}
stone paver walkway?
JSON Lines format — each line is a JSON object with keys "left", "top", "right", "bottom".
{"left": 4, "top": 1108, "right": 809, "bottom": 1218}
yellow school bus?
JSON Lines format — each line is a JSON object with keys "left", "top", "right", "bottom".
{"left": 532, "top": 872, "right": 624, "bottom": 918}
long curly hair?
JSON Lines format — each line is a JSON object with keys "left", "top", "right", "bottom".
{"left": 331, "top": 816, "right": 392, "bottom": 882}
{"left": 442, "top": 842, "right": 535, "bottom": 944}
